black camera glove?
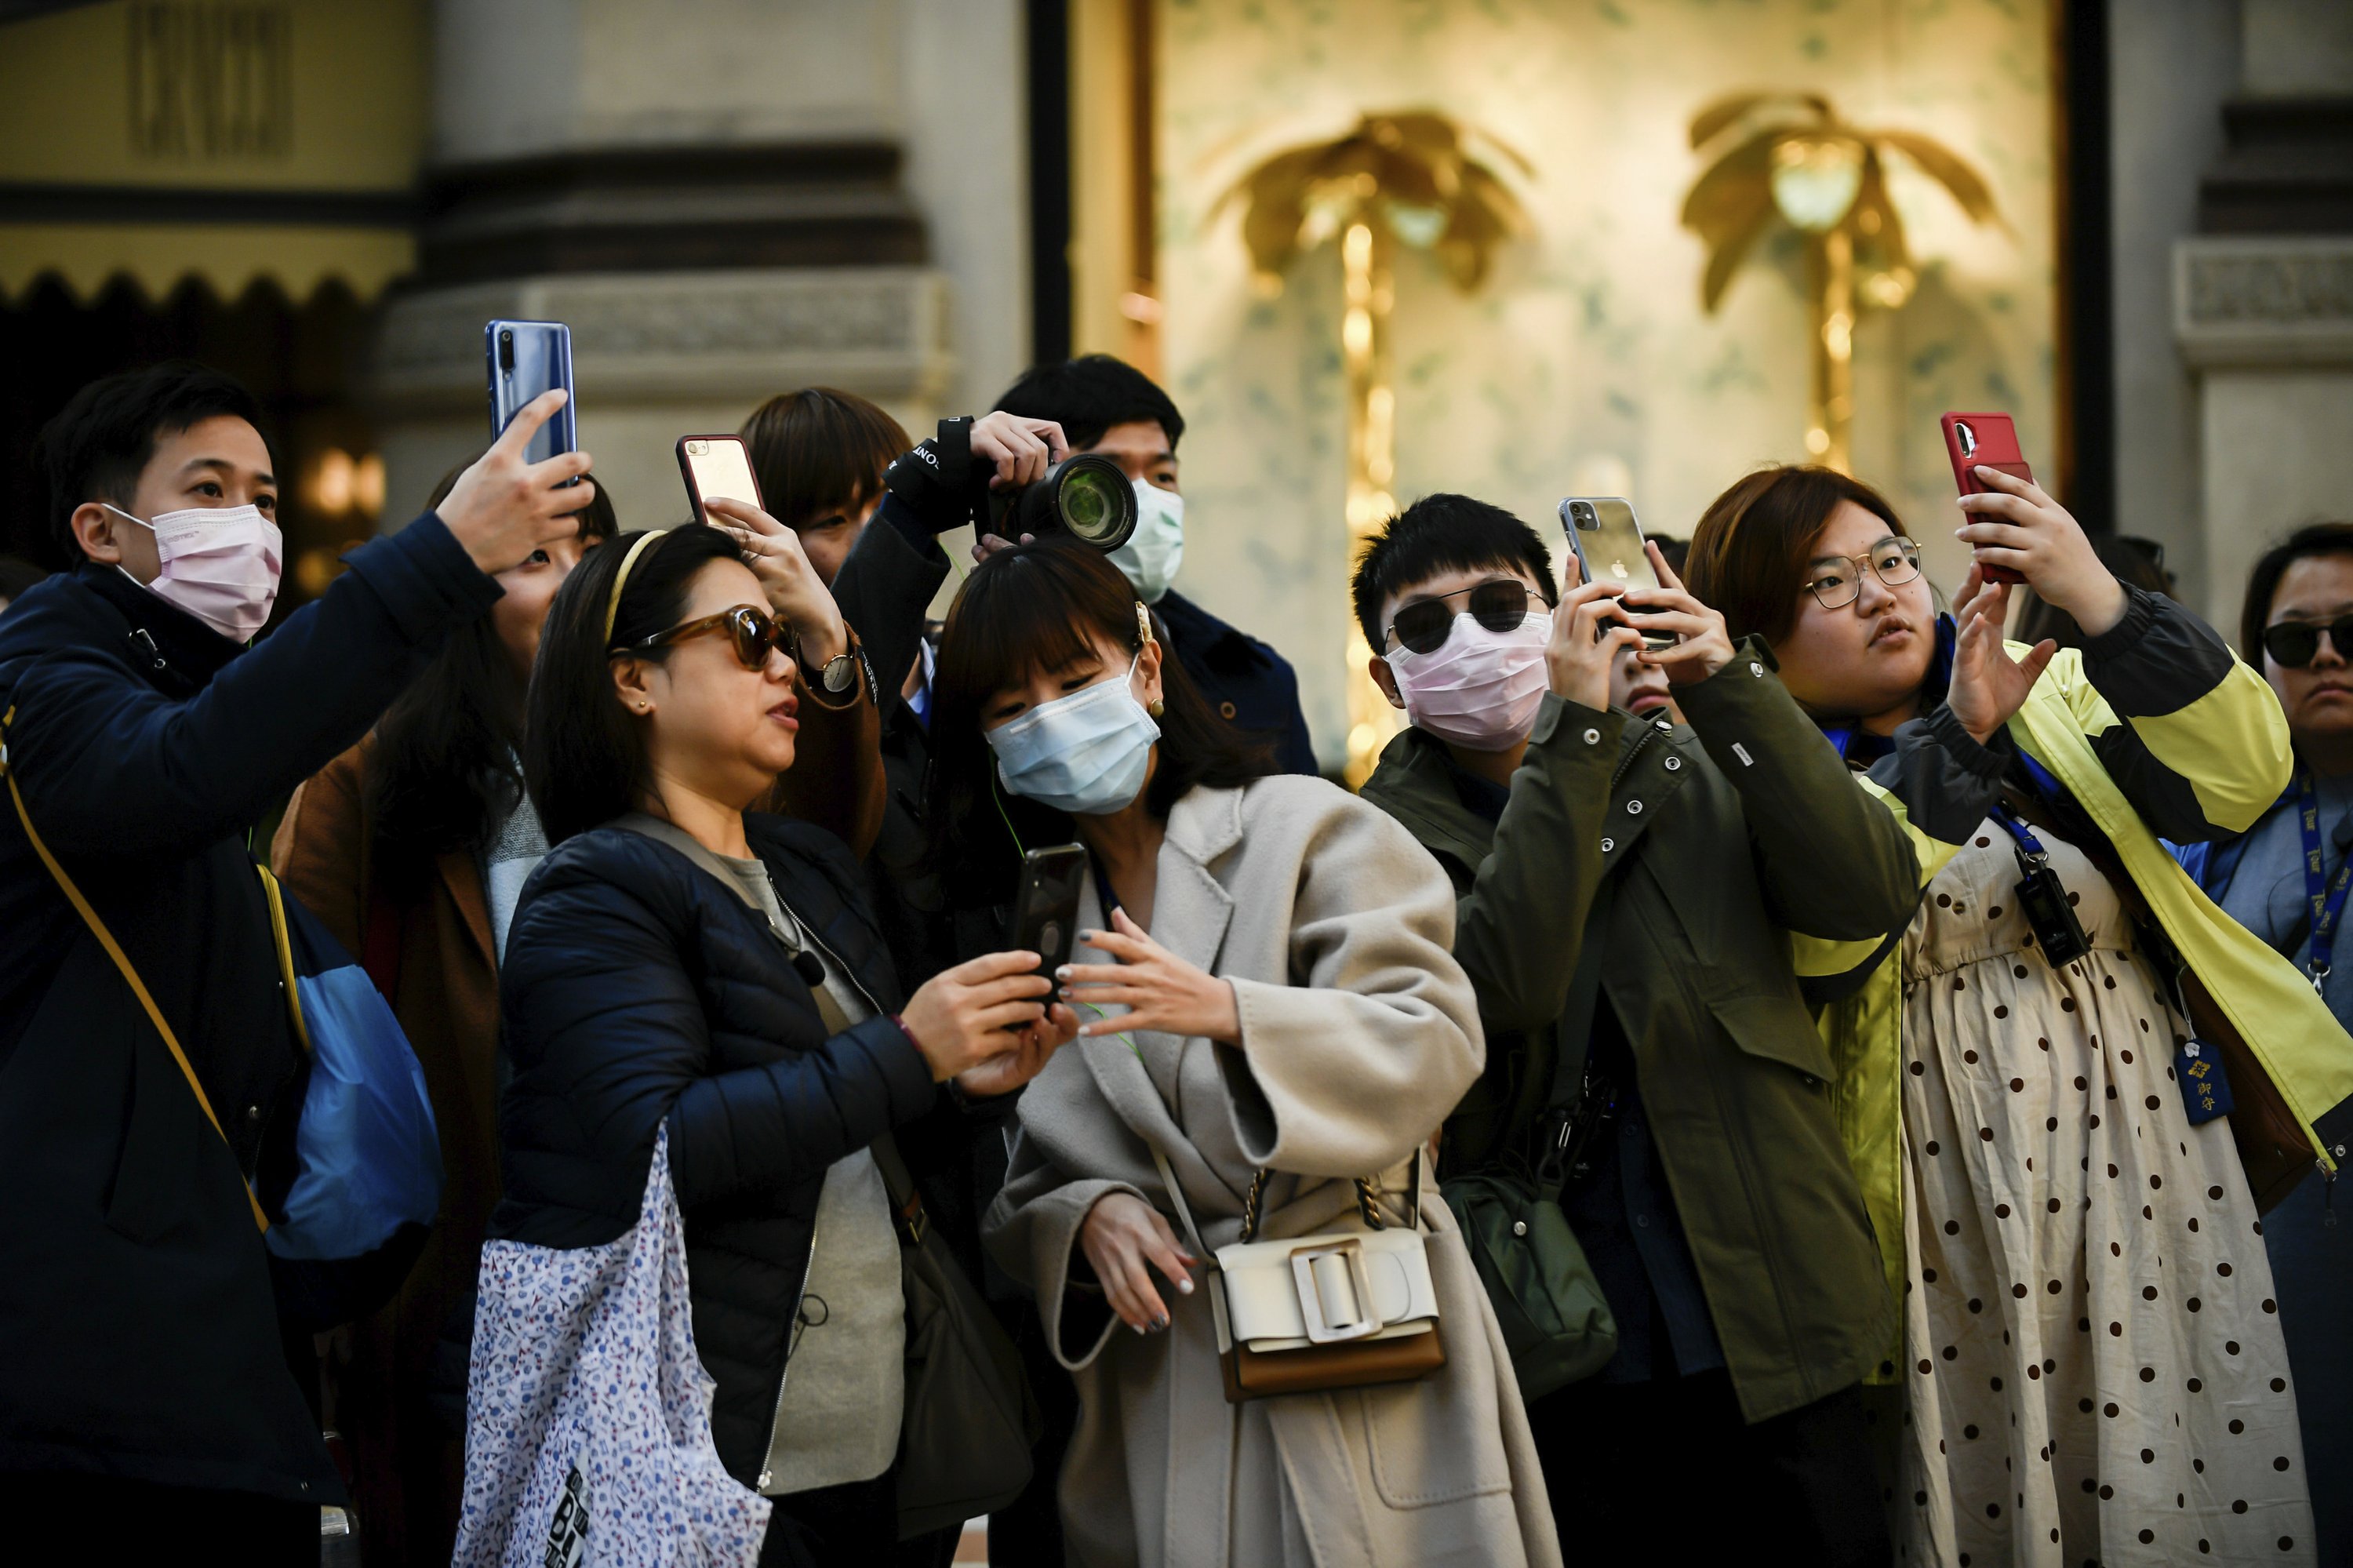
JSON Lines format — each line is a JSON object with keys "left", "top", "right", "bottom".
{"left": 882, "top": 415, "right": 977, "bottom": 535}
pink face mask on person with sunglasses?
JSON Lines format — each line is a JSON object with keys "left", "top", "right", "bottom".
{"left": 1382, "top": 604, "right": 1556, "bottom": 751}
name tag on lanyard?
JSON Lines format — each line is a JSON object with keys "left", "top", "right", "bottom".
{"left": 2297, "top": 768, "right": 2353, "bottom": 996}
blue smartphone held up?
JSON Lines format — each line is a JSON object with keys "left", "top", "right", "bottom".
{"left": 485, "top": 320, "right": 576, "bottom": 464}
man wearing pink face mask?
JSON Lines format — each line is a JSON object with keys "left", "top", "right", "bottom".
{"left": 0, "top": 361, "right": 594, "bottom": 1559}
{"left": 1352, "top": 493, "right": 1918, "bottom": 1563}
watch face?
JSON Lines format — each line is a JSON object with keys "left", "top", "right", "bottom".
{"left": 824, "top": 653, "right": 856, "bottom": 693}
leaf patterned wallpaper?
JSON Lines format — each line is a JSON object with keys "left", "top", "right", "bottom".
{"left": 1156, "top": 0, "right": 2055, "bottom": 770}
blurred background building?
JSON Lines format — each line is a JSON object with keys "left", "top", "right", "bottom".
{"left": 2, "top": 0, "right": 2346, "bottom": 776}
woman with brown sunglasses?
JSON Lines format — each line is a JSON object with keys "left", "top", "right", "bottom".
{"left": 481, "top": 522, "right": 1078, "bottom": 1566}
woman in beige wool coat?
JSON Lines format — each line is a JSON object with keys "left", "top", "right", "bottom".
{"left": 923, "top": 538, "right": 1560, "bottom": 1568}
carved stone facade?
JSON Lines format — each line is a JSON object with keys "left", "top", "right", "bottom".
{"left": 2175, "top": 236, "right": 2353, "bottom": 631}
{"left": 2177, "top": 238, "right": 2353, "bottom": 365}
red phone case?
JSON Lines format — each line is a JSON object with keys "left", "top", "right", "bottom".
{"left": 1940, "top": 412, "right": 2030, "bottom": 584}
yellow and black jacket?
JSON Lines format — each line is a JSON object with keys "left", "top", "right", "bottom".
{"left": 1796, "top": 586, "right": 2353, "bottom": 1357}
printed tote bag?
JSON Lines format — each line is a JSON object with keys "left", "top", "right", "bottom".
{"left": 454, "top": 1129, "right": 769, "bottom": 1567}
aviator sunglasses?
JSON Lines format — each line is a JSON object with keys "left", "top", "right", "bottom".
{"left": 1386, "top": 580, "right": 1535, "bottom": 656}
{"left": 617, "top": 604, "right": 788, "bottom": 670}
{"left": 2261, "top": 615, "right": 2353, "bottom": 670}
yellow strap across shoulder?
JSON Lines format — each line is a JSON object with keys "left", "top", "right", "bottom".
{"left": 0, "top": 705, "right": 270, "bottom": 1232}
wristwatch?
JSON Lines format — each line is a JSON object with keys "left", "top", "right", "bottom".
{"left": 805, "top": 642, "right": 872, "bottom": 709}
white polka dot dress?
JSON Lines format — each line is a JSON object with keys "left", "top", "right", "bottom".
{"left": 1897, "top": 821, "right": 2313, "bottom": 1566}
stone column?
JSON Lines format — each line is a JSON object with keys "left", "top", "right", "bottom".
{"left": 367, "top": 0, "right": 1028, "bottom": 531}
{"left": 2174, "top": 0, "right": 2353, "bottom": 638}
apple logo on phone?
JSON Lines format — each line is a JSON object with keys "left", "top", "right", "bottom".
{"left": 1609, "top": 560, "right": 1630, "bottom": 580}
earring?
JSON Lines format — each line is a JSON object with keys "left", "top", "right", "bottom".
{"left": 1147, "top": 697, "right": 1165, "bottom": 719}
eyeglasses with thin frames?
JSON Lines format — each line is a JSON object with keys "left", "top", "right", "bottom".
{"left": 1803, "top": 537, "right": 1923, "bottom": 611}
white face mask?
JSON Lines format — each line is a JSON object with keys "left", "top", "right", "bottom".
{"left": 104, "top": 501, "right": 283, "bottom": 644}
{"left": 986, "top": 652, "right": 1162, "bottom": 816}
{"left": 1384, "top": 611, "right": 1555, "bottom": 751}
{"left": 1107, "top": 481, "right": 1184, "bottom": 605}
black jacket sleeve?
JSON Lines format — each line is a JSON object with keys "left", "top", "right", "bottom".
{"left": 830, "top": 493, "right": 951, "bottom": 704}
{"left": 2075, "top": 586, "right": 2247, "bottom": 841}
{"left": 1864, "top": 702, "right": 2011, "bottom": 846}
{"left": 1675, "top": 638, "right": 1920, "bottom": 941}
{"left": 8, "top": 515, "right": 497, "bottom": 854}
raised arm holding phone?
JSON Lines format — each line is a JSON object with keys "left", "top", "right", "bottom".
{"left": 0, "top": 365, "right": 595, "bottom": 1562}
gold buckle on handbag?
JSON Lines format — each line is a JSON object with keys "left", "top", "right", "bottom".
{"left": 1289, "top": 1238, "right": 1383, "bottom": 1344}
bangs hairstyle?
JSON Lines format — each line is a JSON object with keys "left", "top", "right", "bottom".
{"left": 992, "top": 354, "right": 1185, "bottom": 454}
{"left": 2241, "top": 521, "right": 2353, "bottom": 662}
{"left": 1686, "top": 464, "right": 1907, "bottom": 646}
{"left": 1350, "top": 493, "right": 1559, "bottom": 652}
{"left": 739, "top": 387, "right": 911, "bottom": 532}
{"left": 926, "top": 537, "right": 1272, "bottom": 898}
{"left": 525, "top": 523, "right": 744, "bottom": 845}
{"left": 37, "top": 359, "right": 271, "bottom": 564}
{"left": 368, "top": 457, "right": 617, "bottom": 892}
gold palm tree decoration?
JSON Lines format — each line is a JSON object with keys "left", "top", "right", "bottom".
{"left": 1682, "top": 92, "right": 2000, "bottom": 473}
{"left": 1217, "top": 111, "right": 1530, "bottom": 783}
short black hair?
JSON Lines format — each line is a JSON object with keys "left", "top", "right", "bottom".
{"left": 36, "top": 361, "right": 272, "bottom": 562}
{"left": 1350, "top": 493, "right": 1559, "bottom": 653}
{"left": 2242, "top": 520, "right": 2353, "bottom": 661}
{"left": 992, "top": 354, "right": 1185, "bottom": 453}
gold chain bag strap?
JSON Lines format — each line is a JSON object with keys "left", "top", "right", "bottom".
{"left": 1145, "top": 1141, "right": 1446, "bottom": 1405}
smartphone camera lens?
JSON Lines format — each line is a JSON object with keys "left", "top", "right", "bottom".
{"left": 686, "top": 439, "right": 707, "bottom": 456}
{"left": 496, "top": 329, "right": 515, "bottom": 372}
{"left": 1955, "top": 420, "right": 1977, "bottom": 457}
{"left": 1572, "top": 503, "right": 1596, "bottom": 529}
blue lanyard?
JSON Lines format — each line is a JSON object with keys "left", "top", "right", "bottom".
{"left": 1991, "top": 803, "right": 2049, "bottom": 864}
{"left": 2297, "top": 769, "right": 2353, "bottom": 991}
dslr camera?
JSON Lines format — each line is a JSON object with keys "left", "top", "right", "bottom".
{"left": 883, "top": 416, "right": 1136, "bottom": 551}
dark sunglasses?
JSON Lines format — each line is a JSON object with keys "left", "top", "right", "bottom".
{"left": 1386, "top": 580, "right": 1533, "bottom": 657}
{"left": 2261, "top": 615, "right": 2353, "bottom": 670}
{"left": 620, "top": 604, "right": 787, "bottom": 670}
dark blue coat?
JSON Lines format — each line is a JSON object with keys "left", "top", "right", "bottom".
{"left": 0, "top": 522, "right": 498, "bottom": 1503}
{"left": 1153, "top": 589, "right": 1318, "bottom": 776}
{"left": 492, "top": 815, "right": 967, "bottom": 1486}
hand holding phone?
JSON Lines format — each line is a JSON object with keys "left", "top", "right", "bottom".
{"left": 1939, "top": 413, "right": 2031, "bottom": 584}
{"left": 678, "top": 435, "right": 762, "bottom": 524}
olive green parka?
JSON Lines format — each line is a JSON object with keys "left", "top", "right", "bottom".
{"left": 1358, "top": 639, "right": 1920, "bottom": 1421}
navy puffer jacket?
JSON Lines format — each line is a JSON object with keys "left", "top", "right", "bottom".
{"left": 491, "top": 812, "right": 944, "bottom": 1485}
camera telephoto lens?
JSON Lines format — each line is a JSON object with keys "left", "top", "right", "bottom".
{"left": 1006, "top": 453, "right": 1139, "bottom": 552}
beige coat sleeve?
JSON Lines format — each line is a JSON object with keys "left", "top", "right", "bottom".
{"left": 1217, "top": 794, "right": 1484, "bottom": 1178}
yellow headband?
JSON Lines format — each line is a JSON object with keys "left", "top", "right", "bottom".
{"left": 602, "top": 530, "right": 668, "bottom": 648}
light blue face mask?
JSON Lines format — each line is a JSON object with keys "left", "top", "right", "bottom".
{"left": 987, "top": 652, "right": 1162, "bottom": 816}
{"left": 1106, "top": 481, "right": 1184, "bottom": 605}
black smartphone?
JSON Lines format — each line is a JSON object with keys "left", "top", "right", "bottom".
{"left": 1007, "top": 844, "right": 1089, "bottom": 1005}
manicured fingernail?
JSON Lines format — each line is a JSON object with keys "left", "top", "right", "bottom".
{"left": 1055, "top": 966, "right": 1072, "bottom": 980}
{"left": 1176, "top": 1279, "right": 1195, "bottom": 1295}
{"left": 1151, "top": 1314, "right": 1169, "bottom": 1331}
{"left": 1131, "top": 1321, "right": 1146, "bottom": 1335}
